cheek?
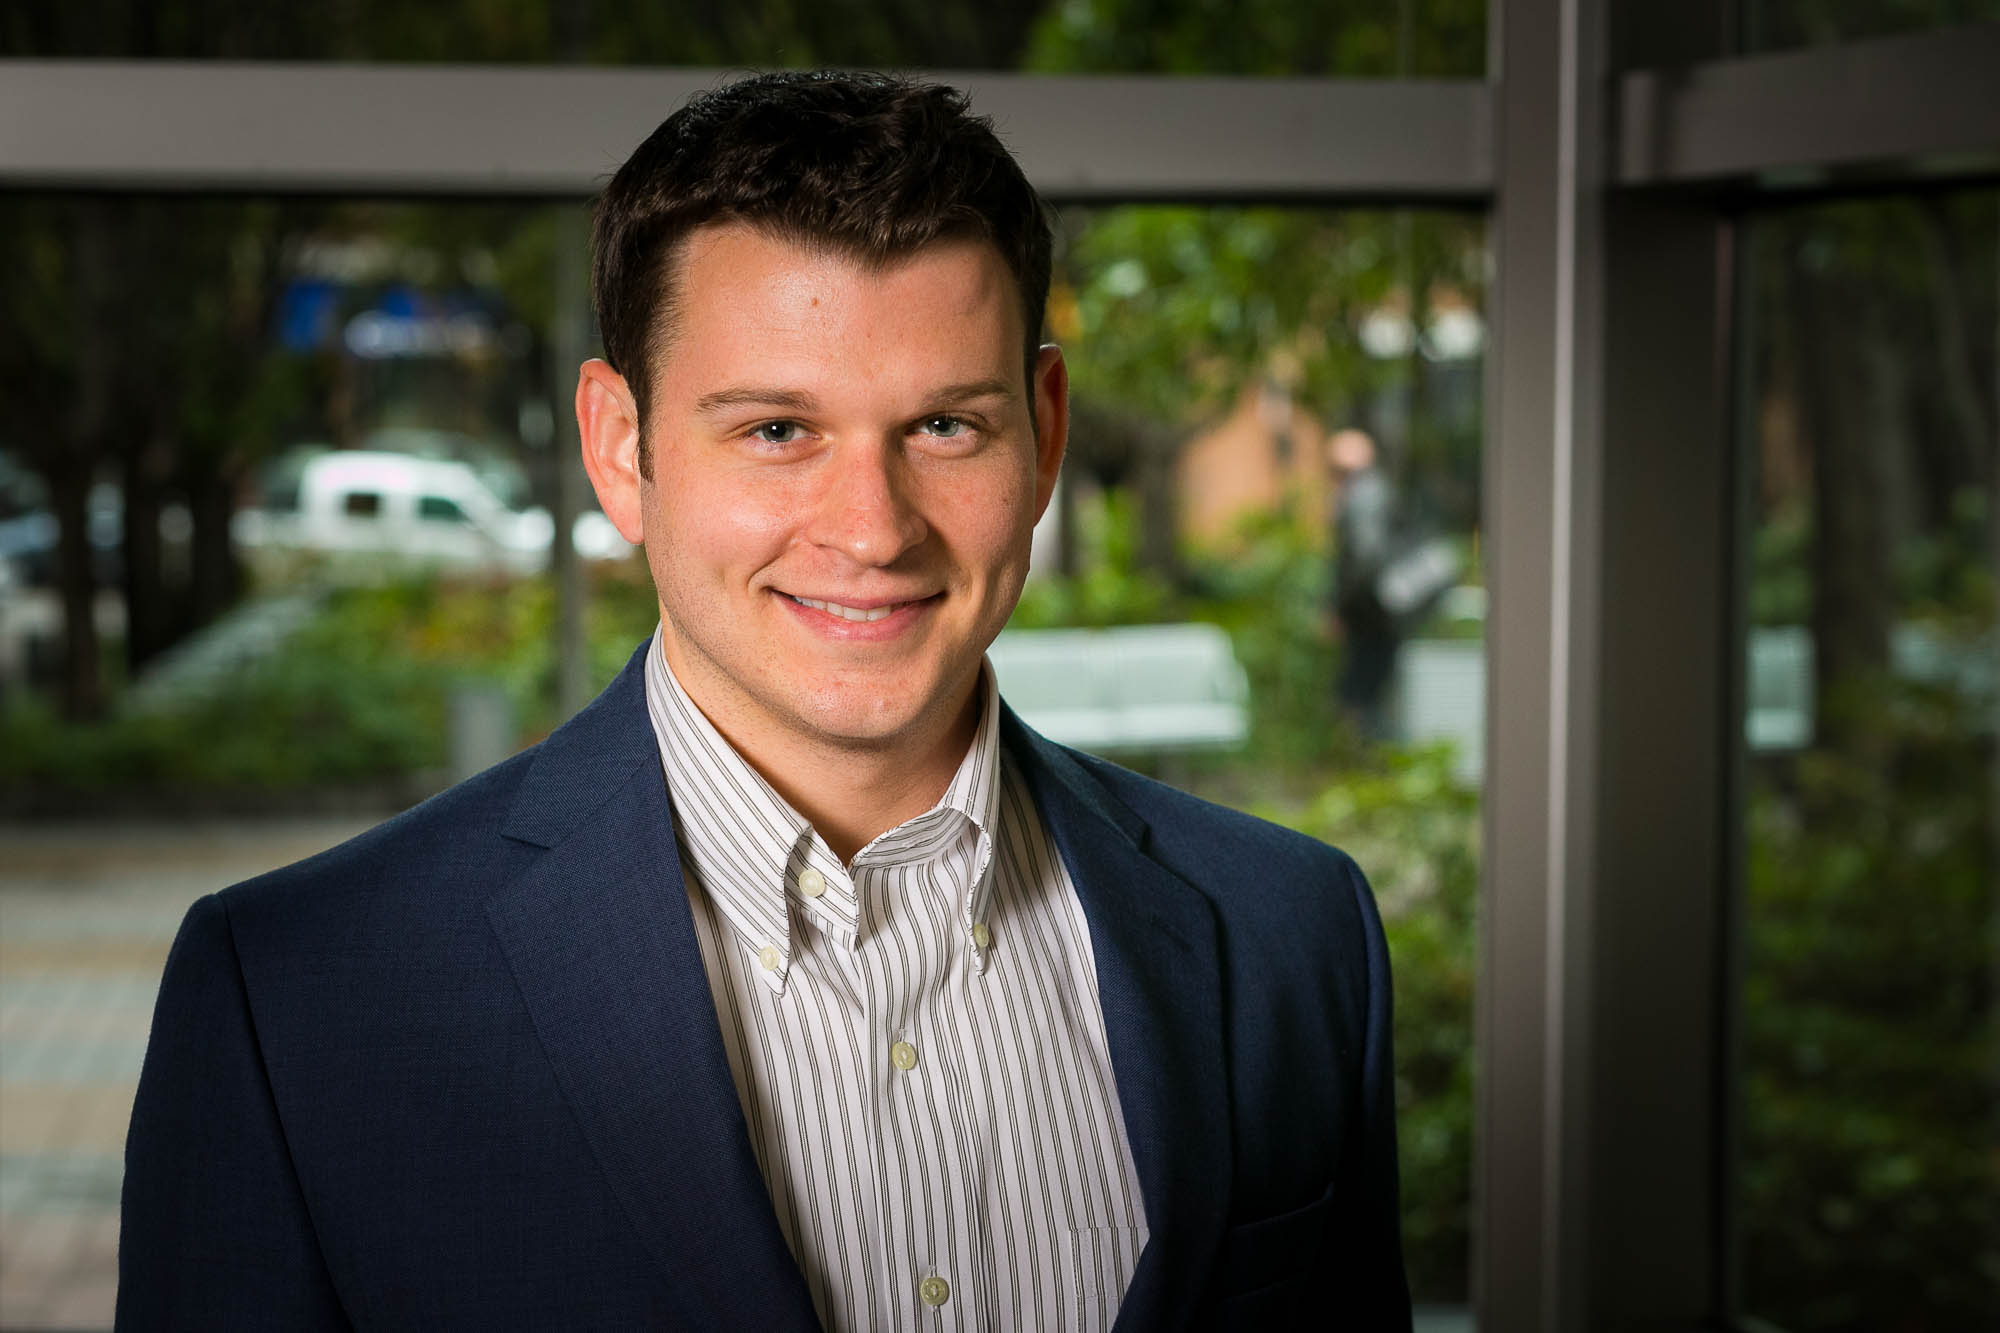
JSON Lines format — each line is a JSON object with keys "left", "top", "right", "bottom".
{"left": 932, "top": 466, "right": 1038, "bottom": 576}
{"left": 644, "top": 460, "right": 797, "bottom": 574}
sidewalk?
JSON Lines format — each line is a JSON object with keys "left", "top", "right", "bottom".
{"left": 0, "top": 819, "right": 377, "bottom": 1331}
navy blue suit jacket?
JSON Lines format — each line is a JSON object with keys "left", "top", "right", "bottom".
{"left": 119, "top": 644, "right": 1410, "bottom": 1330}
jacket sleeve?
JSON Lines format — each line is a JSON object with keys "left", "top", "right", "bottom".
{"left": 1335, "top": 858, "right": 1414, "bottom": 1329}
{"left": 117, "top": 893, "right": 349, "bottom": 1331}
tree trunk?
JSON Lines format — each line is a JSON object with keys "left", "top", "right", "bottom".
{"left": 1135, "top": 424, "right": 1182, "bottom": 585}
{"left": 1793, "top": 244, "right": 1895, "bottom": 754}
{"left": 58, "top": 199, "right": 119, "bottom": 720}
{"left": 1912, "top": 199, "right": 1995, "bottom": 501}
{"left": 48, "top": 464, "right": 103, "bottom": 721}
{"left": 185, "top": 464, "right": 241, "bottom": 631}
{"left": 121, "top": 437, "right": 172, "bottom": 675}
{"left": 1056, "top": 472, "right": 1079, "bottom": 579}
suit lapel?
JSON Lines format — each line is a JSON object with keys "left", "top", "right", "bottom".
{"left": 480, "top": 650, "right": 1229, "bottom": 1331}
{"left": 485, "top": 648, "right": 818, "bottom": 1330}
{"left": 1003, "top": 709, "right": 1234, "bottom": 1333}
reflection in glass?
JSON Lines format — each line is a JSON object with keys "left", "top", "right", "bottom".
{"left": 1744, "top": 0, "right": 2000, "bottom": 53}
{"left": 1739, "top": 191, "right": 1998, "bottom": 1331}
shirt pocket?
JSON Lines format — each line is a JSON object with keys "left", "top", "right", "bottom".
{"left": 1211, "top": 1175, "right": 1338, "bottom": 1301}
{"left": 1066, "top": 1222, "right": 1150, "bottom": 1331}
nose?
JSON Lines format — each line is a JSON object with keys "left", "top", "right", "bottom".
{"left": 806, "top": 442, "right": 928, "bottom": 567}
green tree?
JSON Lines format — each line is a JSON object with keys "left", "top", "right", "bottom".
{"left": 1023, "top": 0, "right": 1485, "bottom": 77}
{"left": 1741, "top": 189, "right": 1998, "bottom": 1331}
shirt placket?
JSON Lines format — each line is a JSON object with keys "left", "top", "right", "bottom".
{"left": 855, "top": 838, "right": 986, "bottom": 1332}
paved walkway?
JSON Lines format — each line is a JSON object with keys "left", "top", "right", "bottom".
{"left": 0, "top": 819, "right": 377, "bottom": 1331}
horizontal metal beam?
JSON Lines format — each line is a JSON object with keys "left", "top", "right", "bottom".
{"left": 1617, "top": 23, "right": 2000, "bottom": 188}
{"left": 0, "top": 62, "right": 1493, "bottom": 201}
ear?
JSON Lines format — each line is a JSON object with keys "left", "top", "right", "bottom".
{"left": 1029, "top": 343, "right": 1069, "bottom": 523}
{"left": 576, "top": 359, "right": 647, "bottom": 545}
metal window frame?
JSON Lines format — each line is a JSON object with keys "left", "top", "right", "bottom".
{"left": 1482, "top": 10, "right": 1996, "bottom": 1333}
{"left": 1616, "top": 23, "right": 2000, "bottom": 189}
{"left": 0, "top": 63, "right": 1493, "bottom": 200}
{"left": 4, "top": 18, "right": 1995, "bottom": 1332}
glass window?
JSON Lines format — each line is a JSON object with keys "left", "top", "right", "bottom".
{"left": 1028, "top": 203, "right": 1487, "bottom": 1305}
{"left": 1737, "top": 189, "right": 1998, "bottom": 1331}
{"left": 417, "top": 495, "right": 470, "bottom": 523}
{"left": 0, "top": 192, "right": 651, "bottom": 1326}
{"left": 2, "top": 190, "right": 1486, "bottom": 1323}
{"left": 1743, "top": 0, "right": 2000, "bottom": 52}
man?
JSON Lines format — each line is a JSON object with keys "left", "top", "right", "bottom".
{"left": 119, "top": 72, "right": 1409, "bottom": 1331}
{"left": 1329, "top": 427, "right": 1400, "bottom": 739}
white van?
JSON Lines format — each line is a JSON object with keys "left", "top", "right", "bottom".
{"left": 234, "top": 450, "right": 629, "bottom": 578}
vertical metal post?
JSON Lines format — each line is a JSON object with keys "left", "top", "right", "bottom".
{"left": 1480, "top": 0, "right": 1606, "bottom": 1326}
{"left": 1586, "top": 0, "right": 1737, "bottom": 1322}
{"left": 1481, "top": 1, "right": 1736, "bottom": 1328}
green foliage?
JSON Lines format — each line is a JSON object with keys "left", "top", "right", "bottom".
{"left": 1024, "top": 0, "right": 1486, "bottom": 77}
{"left": 1054, "top": 206, "right": 1486, "bottom": 464}
{"left": 1741, "top": 686, "right": 1998, "bottom": 1330}
{"left": 1183, "top": 505, "right": 1347, "bottom": 769}
{"left": 1011, "top": 491, "right": 1180, "bottom": 628}
{"left": 1008, "top": 564, "right": 1179, "bottom": 629}
{"left": 1012, "top": 494, "right": 1354, "bottom": 767}
{"left": 1903, "top": 484, "right": 1996, "bottom": 633}
{"left": 1242, "top": 742, "right": 1479, "bottom": 1303}
{"left": 0, "top": 566, "right": 661, "bottom": 794}
{"left": 1745, "top": 0, "right": 2000, "bottom": 50}
{"left": 1, "top": 610, "right": 447, "bottom": 790}
{"left": 1739, "top": 184, "right": 1997, "bottom": 1326}
{"left": 1751, "top": 498, "right": 1814, "bottom": 626}
{"left": 3, "top": 1, "right": 1053, "bottom": 71}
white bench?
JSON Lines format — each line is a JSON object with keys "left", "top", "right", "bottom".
{"left": 988, "top": 623, "right": 1250, "bottom": 754}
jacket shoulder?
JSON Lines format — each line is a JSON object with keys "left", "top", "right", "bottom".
{"left": 217, "top": 744, "right": 543, "bottom": 935}
{"left": 1061, "top": 745, "right": 1368, "bottom": 898}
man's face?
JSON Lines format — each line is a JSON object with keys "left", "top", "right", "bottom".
{"left": 581, "top": 223, "right": 1065, "bottom": 761}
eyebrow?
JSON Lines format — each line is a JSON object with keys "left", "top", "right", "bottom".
{"left": 693, "top": 386, "right": 819, "bottom": 417}
{"left": 925, "top": 378, "right": 1019, "bottom": 406}
{"left": 691, "top": 377, "right": 1020, "bottom": 419}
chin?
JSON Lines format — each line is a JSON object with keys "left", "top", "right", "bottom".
{"left": 787, "top": 718, "right": 921, "bottom": 757}
{"left": 788, "top": 682, "right": 949, "bottom": 750}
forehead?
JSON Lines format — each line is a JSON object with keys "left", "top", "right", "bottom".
{"left": 653, "top": 223, "right": 1025, "bottom": 375}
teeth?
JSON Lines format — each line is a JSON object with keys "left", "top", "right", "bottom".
{"left": 790, "top": 595, "right": 897, "bottom": 623}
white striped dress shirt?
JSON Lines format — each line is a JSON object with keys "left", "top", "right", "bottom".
{"left": 643, "top": 631, "right": 1149, "bottom": 1332}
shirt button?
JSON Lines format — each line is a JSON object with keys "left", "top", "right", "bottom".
{"left": 919, "top": 1275, "right": 950, "bottom": 1307}
{"left": 798, "top": 868, "right": 826, "bottom": 898}
{"left": 971, "top": 922, "right": 992, "bottom": 949}
{"left": 758, "top": 945, "right": 780, "bottom": 971}
{"left": 890, "top": 1040, "right": 918, "bottom": 1071}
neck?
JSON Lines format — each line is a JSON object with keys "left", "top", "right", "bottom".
{"left": 754, "top": 698, "right": 978, "bottom": 863}
{"left": 661, "top": 640, "right": 983, "bottom": 864}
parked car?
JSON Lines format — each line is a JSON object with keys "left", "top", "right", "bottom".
{"left": 356, "top": 427, "right": 535, "bottom": 509}
{"left": 233, "top": 450, "right": 630, "bottom": 579}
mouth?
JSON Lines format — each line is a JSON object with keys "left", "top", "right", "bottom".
{"left": 782, "top": 593, "right": 934, "bottom": 624}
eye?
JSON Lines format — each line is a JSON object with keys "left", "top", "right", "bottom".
{"left": 918, "top": 415, "right": 967, "bottom": 438}
{"left": 752, "top": 421, "right": 804, "bottom": 445}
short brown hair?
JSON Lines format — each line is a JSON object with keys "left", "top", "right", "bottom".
{"left": 591, "top": 70, "right": 1053, "bottom": 473}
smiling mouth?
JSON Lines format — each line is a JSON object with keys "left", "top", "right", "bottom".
{"left": 784, "top": 594, "right": 923, "bottom": 623}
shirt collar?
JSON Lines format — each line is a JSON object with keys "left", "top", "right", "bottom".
{"left": 642, "top": 627, "right": 1002, "bottom": 992}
